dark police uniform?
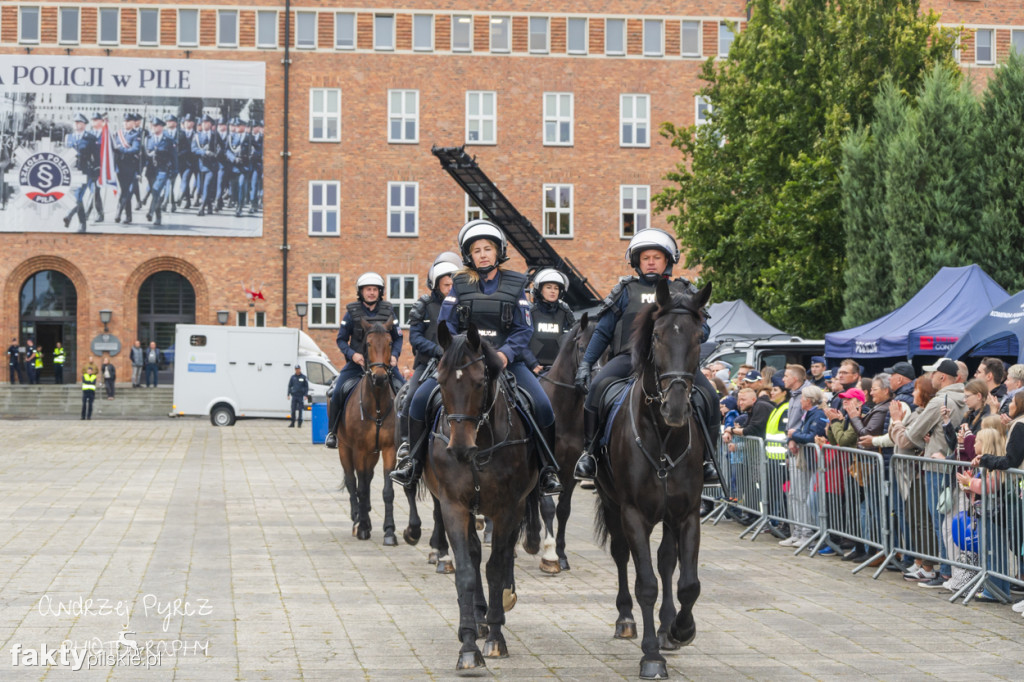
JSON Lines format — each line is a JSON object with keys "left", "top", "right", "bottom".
{"left": 144, "top": 124, "right": 177, "bottom": 226}
{"left": 287, "top": 369, "right": 310, "bottom": 427}
{"left": 192, "top": 119, "right": 220, "bottom": 216}
{"left": 248, "top": 125, "right": 263, "bottom": 213}
{"left": 7, "top": 340, "right": 19, "bottom": 385}
{"left": 25, "top": 344, "right": 39, "bottom": 384}
{"left": 227, "top": 123, "right": 251, "bottom": 216}
{"left": 522, "top": 299, "right": 575, "bottom": 371}
{"left": 63, "top": 117, "right": 101, "bottom": 230}
{"left": 177, "top": 116, "right": 198, "bottom": 207}
{"left": 215, "top": 123, "right": 231, "bottom": 211}
{"left": 113, "top": 114, "right": 140, "bottom": 224}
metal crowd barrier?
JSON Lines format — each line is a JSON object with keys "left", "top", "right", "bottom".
{"left": 702, "top": 436, "right": 765, "bottom": 531}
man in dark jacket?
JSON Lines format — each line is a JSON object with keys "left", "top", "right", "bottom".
{"left": 287, "top": 365, "right": 310, "bottom": 427}
{"left": 884, "top": 361, "right": 917, "bottom": 411}
{"left": 144, "top": 342, "right": 162, "bottom": 388}
{"left": 730, "top": 387, "right": 775, "bottom": 440}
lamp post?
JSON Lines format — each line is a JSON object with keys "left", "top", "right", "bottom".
{"left": 217, "top": 310, "right": 230, "bottom": 325}
{"left": 99, "top": 309, "right": 112, "bottom": 333}
{"left": 295, "top": 302, "right": 308, "bottom": 332}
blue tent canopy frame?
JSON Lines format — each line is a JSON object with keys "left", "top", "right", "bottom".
{"left": 947, "top": 289, "right": 1024, "bottom": 362}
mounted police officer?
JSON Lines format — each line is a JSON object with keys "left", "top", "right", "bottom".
{"left": 395, "top": 251, "right": 462, "bottom": 460}
{"left": 191, "top": 114, "right": 219, "bottom": 217}
{"left": 287, "top": 364, "right": 310, "bottom": 428}
{"left": 324, "top": 273, "right": 404, "bottom": 449}
{"left": 113, "top": 112, "right": 140, "bottom": 224}
{"left": 63, "top": 113, "right": 101, "bottom": 231}
{"left": 572, "top": 228, "right": 721, "bottom": 483}
{"left": 390, "top": 220, "right": 563, "bottom": 496}
{"left": 144, "top": 117, "right": 177, "bottom": 226}
{"left": 522, "top": 268, "right": 575, "bottom": 374}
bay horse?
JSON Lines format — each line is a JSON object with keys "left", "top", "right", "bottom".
{"left": 336, "top": 320, "right": 399, "bottom": 544}
{"left": 426, "top": 322, "right": 541, "bottom": 672}
{"left": 595, "top": 278, "right": 711, "bottom": 680}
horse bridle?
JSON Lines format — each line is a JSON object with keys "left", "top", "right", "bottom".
{"left": 443, "top": 354, "right": 493, "bottom": 429}
{"left": 359, "top": 328, "right": 395, "bottom": 454}
{"left": 640, "top": 302, "right": 704, "bottom": 406}
{"left": 538, "top": 325, "right": 587, "bottom": 392}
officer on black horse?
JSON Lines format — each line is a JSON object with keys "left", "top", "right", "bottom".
{"left": 521, "top": 268, "right": 576, "bottom": 374}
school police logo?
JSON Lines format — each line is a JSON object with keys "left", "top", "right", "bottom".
{"left": 5, "top": 141, "right": 83, "bottom": 221}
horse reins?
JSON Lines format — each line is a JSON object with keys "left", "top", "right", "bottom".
{"left": 359, "top": 331, "right": 395, "bottom": 456}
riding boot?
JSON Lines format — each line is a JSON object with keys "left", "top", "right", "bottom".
{"left": 390, "top": 416, "right": 427, "bottom": 488}
{"left": 691, "top": 387, "right": 722, "bottom": 485}
{"left": 573, "top": 407, "right": 600, "bottom": 481}
{"left": 537, "top": 422, "right": 563, "bottom": 496}
{"left": 324, "top": 399, "right": 340, "bottom": 449}
{"left": 395, "top": 411, "right": 411, "bottom": 463}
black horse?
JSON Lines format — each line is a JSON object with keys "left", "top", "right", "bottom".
{"left": 425, "top": 323, "right": 542, "bottom": 672}
{"left": 595, "top": 278, "right": 711, "bottom": 680}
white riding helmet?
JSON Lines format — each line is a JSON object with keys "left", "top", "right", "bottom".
{"left": 626, "top": 228, "right": 680, "bottom": 274}
{"left": 355, "top": 272, "right": 385, "bottom": 298}
{"left": 428, "top": 251, "right": 462, "bottom": 289}
{"left": 531, "top": 268, "right": 569, "bottom": 300}
{"left": 457, "top": 219, "right": 509, "bottom": 267}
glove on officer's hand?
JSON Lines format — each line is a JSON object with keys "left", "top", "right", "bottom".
{"left": 433, "top": 346, "right": 444, "bottom": 359}
{"left": 574, "top": 361, "right": 592, "bottom": 395}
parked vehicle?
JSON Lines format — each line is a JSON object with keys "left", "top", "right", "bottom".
{"left": 703, "top": 336, "right": 825, "bottom": 376}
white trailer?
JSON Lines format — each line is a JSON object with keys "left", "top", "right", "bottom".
{"left": 171, "top": 325, "right": 338, "bottom": 426}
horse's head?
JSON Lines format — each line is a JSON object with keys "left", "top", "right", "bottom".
{"left": 437, "top": 322, "right": 504, "bottom": 462}
{"left": 632, "top": 279, "right": 712, "bottom": 427}
{"left": 361, "top": 319, "right": 393, "bottom": 388}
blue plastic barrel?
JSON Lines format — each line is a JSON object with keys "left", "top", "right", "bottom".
{"left": 311, "top": 402, "right": 328, "bottom": 444}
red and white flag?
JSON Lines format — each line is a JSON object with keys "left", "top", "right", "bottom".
{"left": 98, "top": 121, "right": 118, "bottom": 196}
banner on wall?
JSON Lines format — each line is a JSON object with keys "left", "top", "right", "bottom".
{"left": 0, "top": 55, "right": 266, "bottom": 237}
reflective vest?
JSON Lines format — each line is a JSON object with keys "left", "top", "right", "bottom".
{"left": 451, "top": 271, "right": 528, "bottom": 348}
{"left": 765, "top": 400, "right": 790, "bottom": 460}
{"left": 82, "top": 372, "right": 97, "bottom": 391}
{"left": 53, "top": 347, "right": 66, "bottom": 365}
{"left": 32, "top": 348, "right": 43, "bottom": 368}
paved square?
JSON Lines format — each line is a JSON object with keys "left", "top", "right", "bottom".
{"left": 0, "top": 420, "right": 1020, "bottom": 680}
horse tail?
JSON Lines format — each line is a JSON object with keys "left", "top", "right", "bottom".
{"left": 520, "top": 485, "right": 542, "bottom": 555}
{"left": 593, "top": 495, "right": 610, "bottom": 549}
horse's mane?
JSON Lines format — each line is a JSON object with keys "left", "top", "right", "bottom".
{"left": 439, "top": 333, "right": 504, "bottom": 379}
{"left": 630, "top": 282, "right": 704, "bottom": 375}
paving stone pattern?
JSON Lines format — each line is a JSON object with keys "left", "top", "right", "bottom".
{"left": 0, "top": 420, "right": 1021, "bottom": 681}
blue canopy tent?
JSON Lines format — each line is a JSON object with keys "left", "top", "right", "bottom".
{"left": 947, "top": 289, "right": 1024, "bottom": 362}
{"left": 825, "top": 265, "right": 1009, "bottom": 360}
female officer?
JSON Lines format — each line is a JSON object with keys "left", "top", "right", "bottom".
{"left": 521, "top": 268, "right": 576, "bottom": 374}
{"left": 390, "top": 220, "right": 562, "bottom": 495}
{"left": 572, "top": 228, "right": 721, "bottom": 482}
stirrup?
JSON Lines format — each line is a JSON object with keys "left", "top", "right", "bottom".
{"left": 539, "top": 469, "right": 563, "bottom": 496}
{"left": 389, "top": 459, "right": 420, "bottom": 489}
{"left": 573, "top": 451, "right": 597, "bottom": 481}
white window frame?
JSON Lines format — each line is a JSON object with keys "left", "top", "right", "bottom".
{"left": 681, "top": 20, "right": 701, "bottom": 57}
{"left": 19, "top": 6, "right": 40, "bottom": 45}
{"left": 975, "top": 28, "right": 995, "bottom": 65}
{"left": 308, "top": 274, "right": 340, "bottom": 329}
{"left": 387, "top": 182, "right": 419, "bottom": 237}
{"left": 620, "top": 94, "right": 651, "bottom": 148}
{"left": 490, "top": 16, "right": 510, "bottom": 53}
{"left": 218, "top": 10, "right": 239, "bottom": 48}
{"left": 465, "top": 91, "right": 497, "bottom": 145}
{"left": 335, "top": 12, "right": 356, "bottom": 50}
{"left": 567, "top": 17, "right": 588, "bottom": 55}
{"left": 529, "top": 17, "right": 550, "bottom": 54}
{"left": 387, "top": 275, "right": 419, "bottom": 328}
{"left": 309, "top": 88, "right": 341, "bottom": 142}
{"left": 388, "top": 89, "right": 419, "bottom": 144}
{"left": 605, "top": 18, "right": 625, "bottom": 56}
{"left": 98, "top": 8, "right": 120, "bottom": 46}
{"left": 413, "top": 14, "right": 434, "bottom": 52}
{"left": 137, "top": 8, "right": 160, "bottom": 47}
{"left": 177, "top": 9, "right": 199, "bottom": 48}
{"left": 543, "top": 92, "right": 574, "bottom": 147}
{"left": 466, "top": 194, "right": 484, "bottom": 222}
{"left": 620, "top": 185, "right": 650, "bottom": 238}
{"left": 59, "top": 7, "right": 81, "bottom": 46}
{"left": 542, "top": 184, "right": 573, "bottom": 239}
{"left": 953, "top": 33, "right": 962, "bottom": 64}
{"left": 236, "top": 311, "right": 249, "bottom": 327}
{"left": 452, "top": 14, "right": 473, "bottom": 52}
{"left": 1013, "top": 30, "right": 1024, "bottom": 56}
{"left": 254, "top": 312, "right": 266, "bottom": 328}
{"left": 308, "top": 181, "right": 341, "bottom": 236}
{"left": 718, "top": 22, "right": 734, "bottom": 58}
{"left": 695, "top": 96, "right": 712, "bottom": 126}
{"left": 643, "top": 19, "right": 664, "bottom": 57}
{"left": 255, "top": 10, "right": 278, "bottom": 49}
{"left": 296, "top": 11, "right": 318, "bottom": 50}
{"left": 374, "top": 14, "right": 395, "bottom": 51}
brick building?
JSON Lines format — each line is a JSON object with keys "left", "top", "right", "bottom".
{"left": 1, "top": 1, "right": 1021, "bottom": 384}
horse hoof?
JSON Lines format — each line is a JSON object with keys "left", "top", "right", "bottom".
{"left": 403, "top": 527, "right": 422, "bottom": 546}
{"left": 356, "top": 528, "right": 371, "bottom": 541}
{"left": 614, "top": 619, "right": 637, "bottom": 639}
{"left": 670, "top": 622, "right": 696, "bottom": 647}
{"left": 502, "top": 588, "right": 517, "bottom": 612}
{"left": 639, "top": 658, "right": 669, "bottom": 680}
{"left": 455, "top": 650, "right": 486, "bottom": 672}
{"left": 659, "top": 631, "right": 681, "bottom": 652}
{"left": 475, "top": 622, "right": 489, "bottom": 640}
{"left": 475, "top": 517, "right": 485, "bottom": 531}
{"left": 523, "top": 538, "right": 540, "bottom": 555}
{"left": 383, "top": 534, "right": 398, "bottom": 547}
{"left": 539, "top": 558, "right": 561, "bottom": 575}
{"left": 437, "top": 560, "right": 455, "bottom": 574}
{"left": 427, "top": 551, "right": 438, "bottom": 565}
{"left": 558, "top": 558, "right": 571, "bottom": 571}
{"left": 482, "top": 639, "right": 509, "bottom": 658}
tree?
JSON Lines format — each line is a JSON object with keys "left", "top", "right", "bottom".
{"left": 655, "top": 0, "right": 956, "bottom": 337}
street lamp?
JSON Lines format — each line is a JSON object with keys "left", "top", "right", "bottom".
{"left": 295, "top": 302, "right": 308, "bottom": 331}
{"left": 99, "top": 309, "right": 112, "bottom": 333}
{"left": 217, "top": 310, "right": 230, "bottom": 325}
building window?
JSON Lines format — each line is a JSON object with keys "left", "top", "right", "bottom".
{"left": 529, "top": 17, "right": 550, "bottom": 53}
{"left": 178, "top": 9, "right": 199, "bottom": 47}
{"left": 466, "top": 91, "right": 496, "bottom": 144}
{"left": 620, "top": 186, "right": 650, "bottom": 238}
{"left": 975, "top": 28, "right": 994, "bottom": 64}
{"left": 296, "top": 12, "right": 317, "bottom": 49}
{"left": 466, "top": 194, "right": 484, "bottom": 222}
{"left": 681, "top": 20, "right": 701, "bottom": 57}
{"left": 218, "top": 10, "right": 239, "bottom": 47}
{"left": 375, "top": 14, "right": 395, "bottom": 51}
{"left": 719, "top": 22, "right": 734, "bottom": 57}
{"left": 309, "top": 275, "right": 339, "bottom": 328}
{"left": 388, "top": 90, "right": 419, "bottom": 144}
{"left": 388, "top": 182, "right": 418, "bottom": 237}
{"left": 643, "top": 19, "right": 664, "bottom": 57}
{"left": 605, "top": 18, "right": 625, "bottom": 55}
{"left": 310, "top": 88, "right": 341, "bottom": 142}
{"left": 490, "top": 16, "right": 510, "bottom": 52}
{"left": 59, "top": 8, "right": 80, "bottom": 45}
{"left": 254, "top": 312, "right": 266, "bottom": 328}
{"left": 98, "top": 8, "right": 119, "bottom": 45}
{"left": 336, "top": 12, "right": 355, "bottom": 49}
{"left": 413, "top": 14, "right": 433, "bottom": 51}
{"left": 695, "top": 96, "right": 712, "bottom": 126}
{"left": 452, "top": 15, "right": 473, "bottom": 52}
{"left": 19, "top": 6, "right": 40, "bottom": 44}
{"left": 309, "top": 181, "right": 340, "bottom": 235}
{"left": 567, "top": 17, "right": 587, "bottom": 54}
{"left": 543, "top": 92, "right": 573, "bottom": 146}
{"left": 620, "top": 94, "right": 650, "bottom": 147}
{"left": 138, "top": 9, "right": 159, "bottom": 46}
{"left": 1013, "top": 30, "right": 1024, "bottom": 56}
{"left": 256, "top": 11, "right": 277, "bottom": 48}
{"left": 388, "top": 275, "right": 418, "bottom": 327}
{"left": 543, "top": 185, "right": 573, "bottom": 238}
{"left": 236, "top": 311, "right": 248, "bottom": 327}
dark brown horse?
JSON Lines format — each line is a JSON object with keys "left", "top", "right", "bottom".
{"left": 337, "top": 320, "right": 399, "bottom": 544}
{"left": 425, "top": 323, "right": 541, "bottom": 672}
{"left": 595, "top": 278, "right": 711, "bottom": 680}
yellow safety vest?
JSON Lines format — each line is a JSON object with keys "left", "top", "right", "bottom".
{"left": 765, "top": 400, "right": 790, "bottom": 460}
{"left": 82, "top": 372, "right": 97, "bottom": 391}
{"left": 53, "top": 348, "right": 66, "bottom": 365}
{"left": 33, "top": 348, "right": 44, "bottom": 368}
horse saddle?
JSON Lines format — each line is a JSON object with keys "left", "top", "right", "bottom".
{"left": 597, "top": 377, "right": 635, "bottom": 448}
{"left": 334, "top": 371, "right": 403, "bottom": 429}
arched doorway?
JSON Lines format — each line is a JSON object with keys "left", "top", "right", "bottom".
{"left": 137, "top": 271, "right": 196, "bottom": 385}
{"left": 20, "top": 270, "right": 78, "bottom": 384}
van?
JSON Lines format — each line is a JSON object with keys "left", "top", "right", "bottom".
{"left": 703, "top": 336, "right": 825, "bottom": 377}
{"left": 171, "top": 325, "right": 338, "bottom": 426}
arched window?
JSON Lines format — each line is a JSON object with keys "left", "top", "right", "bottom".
{"left": 19, "top": 270, "right": 78, "bottom": 382}
{"left": 137, "top": 272, "right": 196, "bottom": 382}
